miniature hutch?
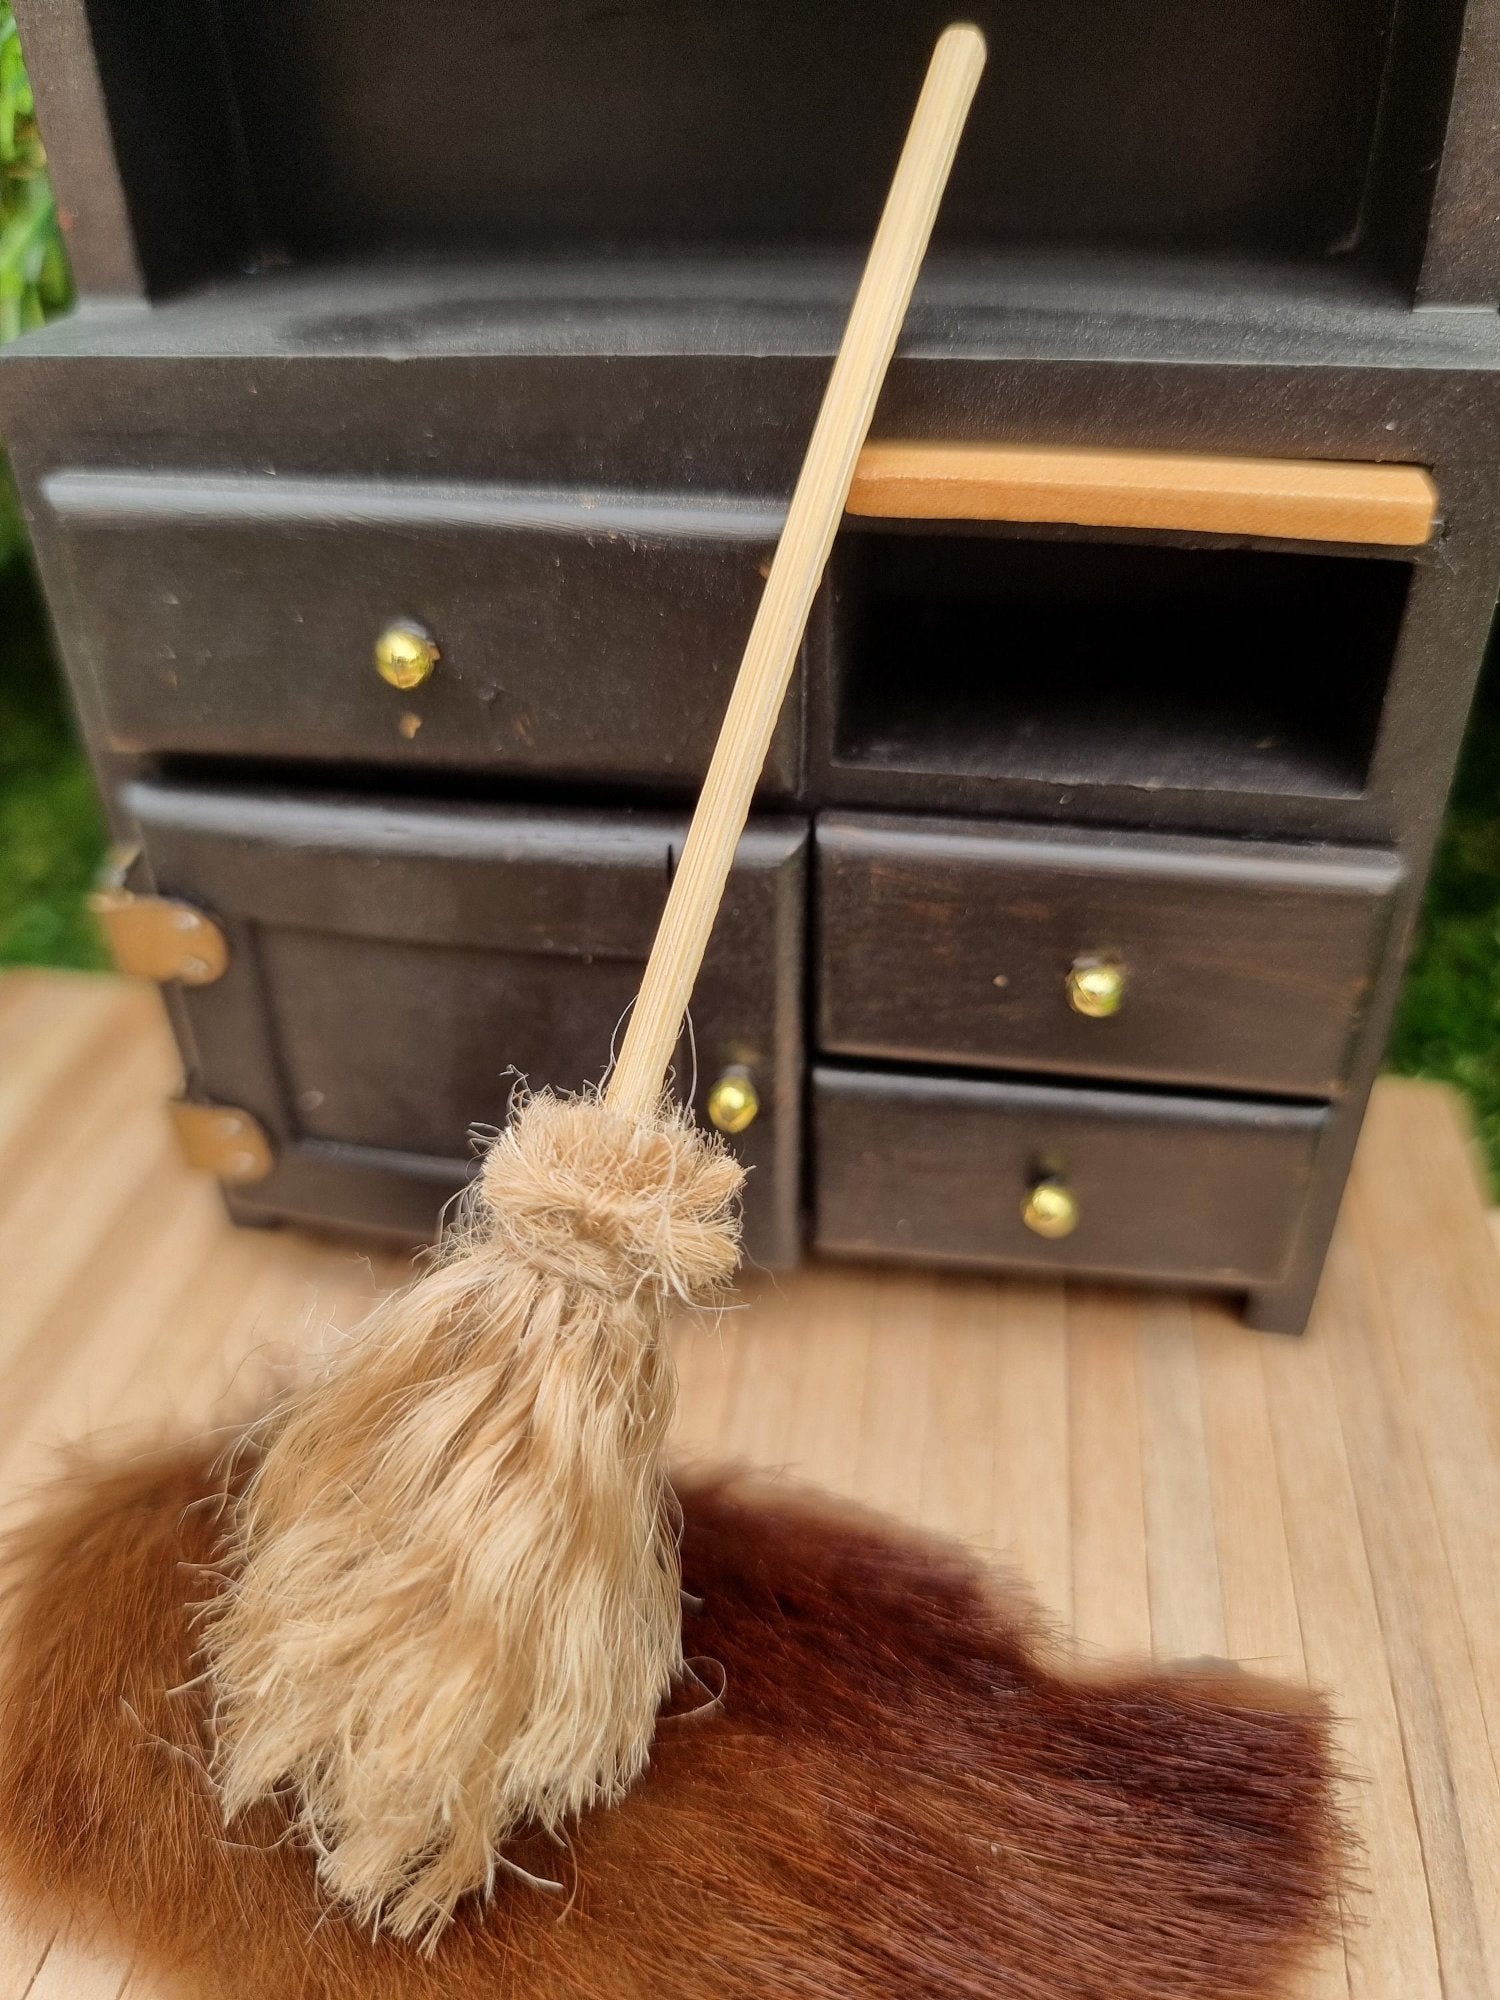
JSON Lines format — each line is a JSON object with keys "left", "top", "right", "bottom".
{"left": 5, "top": 0, "right": 1500, "bottom": 1330}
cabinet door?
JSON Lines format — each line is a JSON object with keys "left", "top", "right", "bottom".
{"left": 128, "top": 779, "right": 806, "bottom": 1267}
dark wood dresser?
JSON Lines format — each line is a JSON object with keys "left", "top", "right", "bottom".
{"left": 5, "top": 0, "right": 1500, "bottom": 1329}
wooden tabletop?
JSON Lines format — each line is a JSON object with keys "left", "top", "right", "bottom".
{"left": 0, "top": 969, "right": 1496, "bottom": 2000}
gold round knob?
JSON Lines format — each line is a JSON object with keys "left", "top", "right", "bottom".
{"left": 1066, "top": 957, "right": 1126, "bottom": 1019}
{"left": 707, "top": 1067, "right": 759, "bottom": 1136}
{"left": 374, "top": 619, "right": 439, "bottom": 690}
{"left": 1023, "top": 1178, "right": 1079, "bottom": 1240}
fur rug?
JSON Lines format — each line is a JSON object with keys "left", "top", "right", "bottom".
{"left": 0, "top": 1441, "right": 1343, "bottom": 1999}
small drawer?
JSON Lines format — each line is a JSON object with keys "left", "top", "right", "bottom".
{"left": 48, "top": 471, "right": 796, "bottom": 794}
{"left": 817, "top": 814, "right": 1400, "bottom": 1097}
{"left": 812, "top": 1067, "right": 1327, "bottom": 1289}
{"left": 124, "top": 779, "right": 807, "bottom": 1265}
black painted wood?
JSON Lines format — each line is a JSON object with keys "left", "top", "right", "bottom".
{"left": 45, "top": 471, "right": 795, "bottom": 794}
{"left": 8, "top": 318, "right": 1500, "bottom": 853}
{"left": 810, "top": 499, "right": 1500, "bottom": 843}
{"left": 1414, "top": 0, "right": 1500, "bottom": 303}
{"left": 124, "top": 779, "right": 807, "bottom": 1266}
{"left": 10, "top": 0, "right": 254, "bottom": 297}
{"left": 2, "top": 0, "right": 144, "bottom": 295}
{"left": 817, "top": 814, "right": 1402, "bottom": 1098}
{"left": 3, "top": 1, "right": 1499, "bottom": 1331}
{"left": 14, "top": 0, "right": 1494, "bottom": 302}
{"left": 825, "top": 528, "right": 1414, "bottom": 809}
{"left": 812, "top": 1067, "right": 1327, "bottom": 1289}
{"left": 210, "top": 0, "right": 1395, "bottom": 268}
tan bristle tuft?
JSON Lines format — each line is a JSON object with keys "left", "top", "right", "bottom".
{"left": 201, "top": 1090, "right": 743, "bottom": 1943}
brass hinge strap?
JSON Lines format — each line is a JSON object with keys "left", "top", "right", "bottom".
{"left": 90, "top": 889, "right": 228, "bottom": 986}
{"left": 168, "top": 1100, "right": 273, "bottom": 1184}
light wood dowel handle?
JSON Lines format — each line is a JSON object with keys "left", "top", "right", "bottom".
{"left": 607, "top": 22, "right": 987, "bottom": 1118}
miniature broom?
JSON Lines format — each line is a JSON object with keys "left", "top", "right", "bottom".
{"left": 204, "top": 23, "right": 988, "bottom": 1946}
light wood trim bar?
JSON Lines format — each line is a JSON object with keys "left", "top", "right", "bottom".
{"left": 847, "top": 441, "right": 1439, "bottom": 547}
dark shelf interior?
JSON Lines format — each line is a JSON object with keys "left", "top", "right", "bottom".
{"left": 43, "top": 0, "right": 1478, "bottom": 303}
{"left": 833, "top": 531, "right": 1412, "bottom": 801}
{"left": 220, "top": 0, "right": 1390, "bottom": 262}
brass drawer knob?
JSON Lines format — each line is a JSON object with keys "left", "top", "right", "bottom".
{"left": 707, "top": 1066, "right": 759, "bottom": 1135}
{"left": 374, "top": 619, "right": 439, "bottom": 690}
{"left": 1023, "top": 1178, "right": 1079, "bottom": 1239}
{"left": 1066, "top": 956, "right": 1126, "bottom": 1018}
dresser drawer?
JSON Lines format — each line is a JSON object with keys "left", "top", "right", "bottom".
{"left": 812, "top": 1067, "right": 1326, "bottom": 1288}
{"left": 125, "top": 780, "right": 807, "bottom": 1264}
{"left": 817, "top": 814, "right": 1400, "bottom": 1096}
{"left": 49, "top": 472, "right": 796, "bottom": 793}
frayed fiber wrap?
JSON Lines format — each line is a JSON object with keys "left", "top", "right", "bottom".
{"left": 202, "top": 1093, "right": 744, "bottom": 1943}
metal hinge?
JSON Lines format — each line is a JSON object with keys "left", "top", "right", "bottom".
{"left": 90, "top": 883, "right": 228, "bottom": 986}
{"left": 168, "top": 1100, "right": 274, "bottom": 1184}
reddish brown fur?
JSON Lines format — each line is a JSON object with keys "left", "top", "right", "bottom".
{"left": 0, "top": 1442, "right": 1344, "bottom": 1999}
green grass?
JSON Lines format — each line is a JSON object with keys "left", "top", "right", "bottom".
{"left": 1, "top": 3, "right": 70, "bottom": 341}
{"left": 1390, "top": 644, "right": 1500, "bottom": 1184}
{"left": 0, "top": 545, "right": 108, "bottom": 970}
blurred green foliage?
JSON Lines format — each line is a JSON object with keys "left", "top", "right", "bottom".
{"left": 1, "top": 0, "right": 103, "bottom": 969}
{"left": 2, "top": 0, "right": 66, "bottom": 564}
{"left": 0, "top": 557, "right": 109, "bottom": 968}
{"left": 1390, "top": 653, "right": 1500, "bottom": 1182}
{"left": 1, "top": 3, "right": 69, "bottom": 341}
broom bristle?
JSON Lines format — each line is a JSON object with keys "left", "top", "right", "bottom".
{"left": 202, "top": 1091, "right": 744, "bottom": 1945}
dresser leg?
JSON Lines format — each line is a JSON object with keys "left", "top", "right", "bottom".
{"left": 1241, "top": 1272, "right": 1320, "bottom": 1337}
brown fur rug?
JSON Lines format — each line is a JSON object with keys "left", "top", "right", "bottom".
{"left": 0, "top": 1441, "right": 1343, "bottom": 2000}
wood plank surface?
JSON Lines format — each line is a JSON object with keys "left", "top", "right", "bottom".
{"left": 0, "top": 969, "right": 1496, "bottom": 1999}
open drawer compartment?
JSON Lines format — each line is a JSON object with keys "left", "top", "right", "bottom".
{"left": 122, "top": 779, "right": 807, "bottom": 1265}
{"left": 823, "top": 524, "right": 1415, "bottom": 807}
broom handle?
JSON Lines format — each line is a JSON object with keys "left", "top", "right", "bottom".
{"left": 607, "top": 22, "right": 987, "bottom": 1118}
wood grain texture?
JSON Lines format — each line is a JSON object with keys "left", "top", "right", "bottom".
{"left": 846, "top": 442, "right": 1440, "bottom": 546}
{"left": 0, "top": 970, "right": 1495, "bottom": 1999}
